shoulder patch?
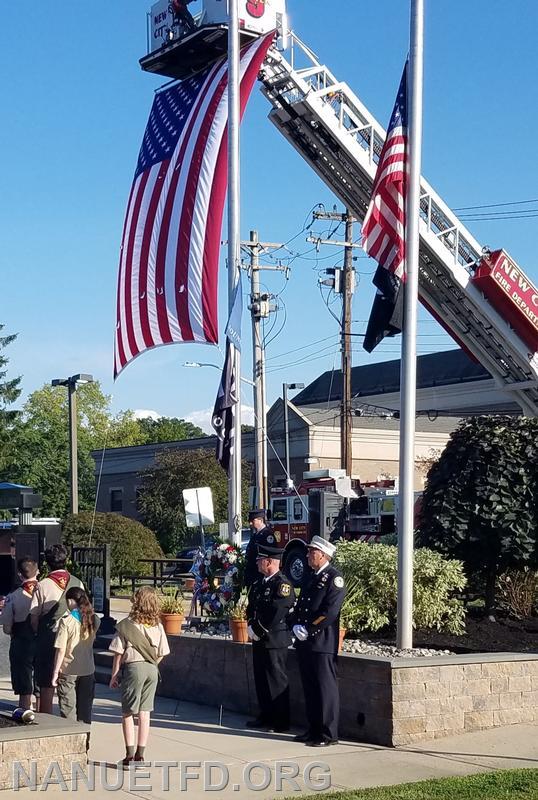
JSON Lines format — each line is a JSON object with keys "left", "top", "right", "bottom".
{"left": 266, "top": 535, "right": 274, "bottom": 544}
{"left": 278, "top": 582, "right": 291, "bottom": 597}
{"left": 334, "top": 576, "right": 344, "bottom": 589}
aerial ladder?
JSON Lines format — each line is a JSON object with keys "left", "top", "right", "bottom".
{"left": 257, "top": 34, "right": 538, "bottom": 416}
{"left": 141, "top": 3, "right": 538, "bottom": 415}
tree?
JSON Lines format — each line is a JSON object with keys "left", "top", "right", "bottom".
{"left": 0, "top": 325, "right": 21, "bottom": 474}
{"left": 417, "top": 416, "right": 538, "bottom": 613}
{"left": 6, "top": 382, "right": 147, "bottom": 516}
{"left": 137, "top": 448, "right": 251, "bottom": 554}
{"left": 137, "top": 416, "right": 205, "bottom": 444}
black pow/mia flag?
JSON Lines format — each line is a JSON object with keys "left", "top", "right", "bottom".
{"left": 211, "top": 340, "right": 238, "bottom": 474}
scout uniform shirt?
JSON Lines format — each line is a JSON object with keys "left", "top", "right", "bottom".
{"left": 1, "top": 580, "right": 38, "bottom": 635}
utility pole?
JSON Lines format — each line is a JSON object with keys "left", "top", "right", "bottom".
{"left": 240, "top": 232, "right": 286, "bottom": 510}
{"left": 341, "top": 212, "right": 354, "bottom": 478}
{"left": 310, "top": 210, "right": 358, "bottom": 477}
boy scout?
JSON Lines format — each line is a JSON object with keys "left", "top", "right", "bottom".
{"left": 1, "top": 558, "right": 39, "bottom": 711}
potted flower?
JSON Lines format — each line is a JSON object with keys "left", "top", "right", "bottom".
{"left": 227, "top": 593, "right": 249, "bottom": 643}
{"left": 159, "top": 588, "right": 185, "bottom": 635}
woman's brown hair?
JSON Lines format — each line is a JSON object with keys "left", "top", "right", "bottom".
{"left": 130, "top": 586, "right": 161, "bottom": 626}
{"left": 65, "top": 587, "right": 97, "bottom": 639}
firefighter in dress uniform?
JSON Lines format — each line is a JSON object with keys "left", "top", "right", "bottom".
{"left": 245, "top": 543, "right": 294, "bottom": 732}
{"left": 244, "top": 510, "right": 276, "bottom": 589}
{"left": 288, "top": 536, "right": 346, "bottom": 746}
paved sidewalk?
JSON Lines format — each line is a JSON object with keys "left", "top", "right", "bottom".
{"left": 0, "top": 678, "right": 536, "bottom": 797}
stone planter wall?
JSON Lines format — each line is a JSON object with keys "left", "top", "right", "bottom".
{"left": 155, "top": 634, "right": 538, "bottom": 747}
{"left": 0, "top": 715, "right": 89, "bottom": 791}
{"left": 391, "top": 656, "right": 538, "bottom": 745}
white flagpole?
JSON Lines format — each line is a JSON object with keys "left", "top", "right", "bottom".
{"left": 228, "top": 0, "right": 242, "bottom": 547}
{"left": 397, "top": 0, "right": 424, "bottom": 649}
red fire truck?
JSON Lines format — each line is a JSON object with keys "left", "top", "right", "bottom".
{"left": 269, "top": 469, "right": 410, "bottom": 584}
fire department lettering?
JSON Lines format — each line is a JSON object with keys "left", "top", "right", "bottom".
{"left": 246, "top": 0, "right": 265, "bottom": 18}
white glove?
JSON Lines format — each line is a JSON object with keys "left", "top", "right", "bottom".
{"left": 293, "top": 624, "right": 308, "bottom": 641}
{"left": 247, "top": 625, "right": 260, "bottom": 642}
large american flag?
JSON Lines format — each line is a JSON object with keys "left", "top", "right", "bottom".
{"left": 114, "top": 32, "right": 275, "bottom": 378}
{"left": 362, "top": 63, "right": 408, "bottom": 353}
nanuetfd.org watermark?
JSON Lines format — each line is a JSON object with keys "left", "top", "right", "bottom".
{"left": 11, "top": 760, "right": 332, "bottom": 793}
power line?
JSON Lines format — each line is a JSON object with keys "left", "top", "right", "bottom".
{"left": 454, "top": 198, "right": 538, "bottom": 211}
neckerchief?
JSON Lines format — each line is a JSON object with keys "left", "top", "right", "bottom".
{"left": 21, "top": 580, "right": 38, "bottom": 597}
{"left": 70, "top": 609, "right": 82, "bottom": 623}
{"left": 47, "top": 570, "right": 70, "bottom": 590}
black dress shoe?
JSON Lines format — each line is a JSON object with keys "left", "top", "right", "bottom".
{"left": 245, "top": 719, "right": 270, "bottom": 729}
{"left": 305, "top": 738, "right": 339, "bottom": 747}
{"left": 293, "top": 732, "right": 313, "bottom": 743}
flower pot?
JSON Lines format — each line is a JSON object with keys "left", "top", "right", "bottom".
{"left": 229, "top": 619, "right": 249, "bottom": 643}
{"left": 161, "top": 613, "right": 184, "bottom": 635}
{"left": 184, "top": 577, "right": 195, "bottom": 592}
{"left": 338, "top": 627, "right": 347, "bottom": 653}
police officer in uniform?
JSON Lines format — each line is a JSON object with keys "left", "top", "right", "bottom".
{"left": 245, "top": 544, "right": 294, "bottom": 732}
{"left": 244, "top": 510, "right": 276, "bottom": 588}
{"left": 288, "top": 536, "right": 345, "bottom": 746}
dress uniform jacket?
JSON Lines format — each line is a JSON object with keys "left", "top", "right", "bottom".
{"left": 289, "top": 562, "right": 346, "bottom": 743}
{"left": 244, "top": 527, "right": 277, "bottom": 588}
{"left": 246, "top": 571, "right": 294, "bottom": 648}
{"left": 246, "top": 571, "right": 294, "bottom": 730}
{"left": 289, "top": 563, "right": 346, "bottom": 654}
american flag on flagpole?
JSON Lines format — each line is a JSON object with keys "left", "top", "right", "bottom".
{"left": 362, "top": 62, "right": 408, "bottom": 353}
{"left": 114, "top": 32, "right": 275, "bottom": 378}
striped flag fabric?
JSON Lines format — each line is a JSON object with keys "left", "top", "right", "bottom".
{"left": 114, "top": 32, "right": 275, "bottom": 378}
{"left": 362, "top": 63, "right": 408, "bottom": 353}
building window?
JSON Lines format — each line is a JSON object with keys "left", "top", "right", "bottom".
{"left": 110, "top": 489, "right": 123, "bottom": 513}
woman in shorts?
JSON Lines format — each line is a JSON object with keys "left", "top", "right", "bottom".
{"left": 109, "top": 587, "right": 170, "bottom": 766}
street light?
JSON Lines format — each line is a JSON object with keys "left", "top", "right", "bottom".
{"left": 51, "top": 374, "right": 94, "bottom": 515}
{"left": 283, "top": 382, "right": 305, "bottom": 489}
{"left": 183, "top": 362, "right": 255, "bottom": 387}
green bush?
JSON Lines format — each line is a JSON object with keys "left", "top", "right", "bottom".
{"left": 62, "top": 511, "right": 163, "bottom": 579}
{"left": 333, "top": 542, "right": 467, "bottom": 635}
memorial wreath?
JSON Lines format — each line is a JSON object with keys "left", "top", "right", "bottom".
{"left": 192, "top": 541, "right": 244, "bottom": 616}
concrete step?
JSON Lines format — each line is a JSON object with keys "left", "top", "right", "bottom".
{"left": 95, "top": 663, "right": 112, "bottom": 685}
{"left": 94, "top": 649, "right": 114, "bottom": 668}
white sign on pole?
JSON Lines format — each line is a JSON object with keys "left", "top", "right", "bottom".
{"left": 150, "top": 0, "right": 173, "bottom": 52}
{"left": 182, "top": 487, "right": 215, "bottom": 528}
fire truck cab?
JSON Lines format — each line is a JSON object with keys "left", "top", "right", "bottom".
{"left": 270, "top": 469, "right": 399, "bottom": 585}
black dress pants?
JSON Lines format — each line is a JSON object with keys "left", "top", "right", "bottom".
{"left": 252, "top": 644, "right": 290, "bottom": 729}
{"left": 296, "top": 646, "right": 339, "bottom": 741}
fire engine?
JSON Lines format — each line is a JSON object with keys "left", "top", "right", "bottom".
{"left": 268, "top": 470, "right": 419, "bottom": 584}
{"left": 138, "top": 2, "right": 538, "bottom": 580}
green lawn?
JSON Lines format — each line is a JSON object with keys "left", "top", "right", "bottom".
{"left": 301, "top": 769, "right": 538, "bottom": 799}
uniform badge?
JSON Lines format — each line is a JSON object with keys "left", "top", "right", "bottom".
{"left": 334, "top": 576, "right": 344, "bottom": 588}
{"left": 279, "top": 583, "right": 291, "bottom": 597}
{"left": 266, "top": 535, "right": 274, "bottom": 544}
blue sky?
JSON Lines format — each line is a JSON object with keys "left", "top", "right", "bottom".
{"left": 2, "top": 1, "right": 537, "bottom": 433}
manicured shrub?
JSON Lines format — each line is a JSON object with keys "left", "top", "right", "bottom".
{"left": 62, "top": 511, "right": 163, "bottom": 579}
{"left": 333, "top": 542, "right": 466, "bottom": 635}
